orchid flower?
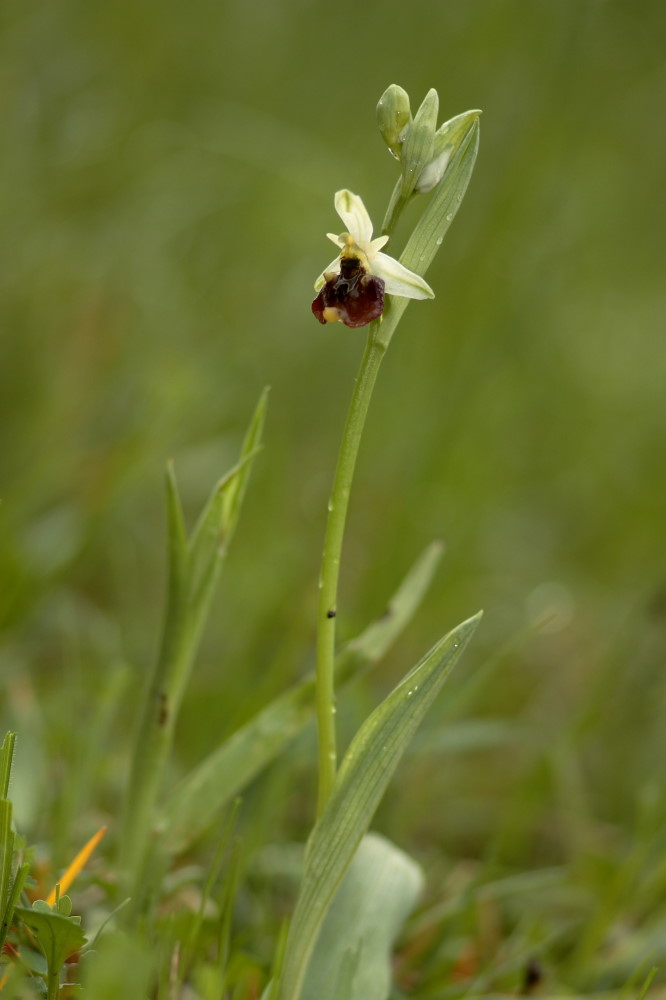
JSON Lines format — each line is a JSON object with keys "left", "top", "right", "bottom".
{"left": 312, "top": 190, "right": 434, "bottom": 328}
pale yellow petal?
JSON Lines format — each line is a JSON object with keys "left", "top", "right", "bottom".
{"left": 334, "top": 190, "right": 373, "bottom": 243}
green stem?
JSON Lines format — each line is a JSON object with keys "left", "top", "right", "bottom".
{"left": 47, "top": 965, "right": 60, "bottom": 1000}
{"left": 312, "top": 112, "right": 482, "bottom": 814}
{"left": 314, "top": 175, "right": 415, "bottom": 816}
{"left": 315, "top": 329, "right": 386, "bottom": 815}
{"left": 314, "top": 287, "right": 411, "bottom": 817}
{"left": 381, "top": 176, "right": 413, "bottom": 237}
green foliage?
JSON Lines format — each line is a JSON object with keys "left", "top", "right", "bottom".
{"left": 120, "top": 389, "right": 268, "bottom": 900}
{"left": 80, "top": 931, "right": 154, "bottom": 1000}
{"left": 1, "top": 1, "right": 666, "bottom": 997}
{"left": 379, "top": 109, "right": 481, "bottom": 346}
{"left": 0, "top": 734, "right": 29, "bottom": 957}
{"left": 159, "top": 541, "right": 445, "bottom": 853}
{"left": 15, "top": 901, "right": 87, "bottom": 1000}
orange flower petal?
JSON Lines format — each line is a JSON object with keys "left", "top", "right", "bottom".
{"left": 46, "top": 826, "right": 107, "bottom": 907}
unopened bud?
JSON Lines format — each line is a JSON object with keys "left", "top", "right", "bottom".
{"left": 376, "top": 84, "right": 412, "bottom": 161}
{"left": 400, "top": 88, "right": 438, "bottom": 198}
{"left": 415, "top": 150, "right": 450, "bottom": 193}
{"left": 416, "top": 110, "right": 482, "bottom": 193}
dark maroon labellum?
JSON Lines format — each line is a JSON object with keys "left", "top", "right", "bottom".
{"left": 312, "top": 256, "right": 385, "bottom": 328}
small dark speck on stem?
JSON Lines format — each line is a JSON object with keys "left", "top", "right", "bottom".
{"left": 522, "top": 959, "right": 543, "bottom": 995}
{"left": 157, "top": 692, "right": 169, "bottom": 726}
{"left": 326, "top": 609, "right": 337, "bottom": 619}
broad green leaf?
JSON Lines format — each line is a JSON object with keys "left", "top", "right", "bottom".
{"left": 299, "top": 833, "right": 424, "bottom": 1000}
{"left": 327, "top": 949, "right": 360, "bottom": 999}
{"left": 15, "top": 902, "right": 87, "bottom": 989}
{"left": 277, "top": 611, "right": 481, "bottom": 1000}
{"left": 158, "top": 542, "right": 444, "bottom": 853}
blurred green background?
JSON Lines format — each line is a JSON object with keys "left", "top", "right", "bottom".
{"left": 1, "top": 0, "right": 665, "bottom": 901}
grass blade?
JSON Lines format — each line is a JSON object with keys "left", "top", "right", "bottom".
{"left": 338, "top": 540, "right": 443, "bottom": 674}
{"left": 221, "top": 385, "right": 269, "bottom": 545}
{"left": 165, "top": 461, "right": 188, "bottom": 593}
{"left": 120, "top": 391, "right": 267, "bottom": 902}
{"left": 0, "top": 733, "right": 18, "bottom": 954}
{"left": 189, "top": 386, "right": 269, "bottom": 566}
{"left": 158, "top": 543, "right": 445, "bottom": 853}
{"left": 0, "top": 733, "right": 16, "bottom": 800}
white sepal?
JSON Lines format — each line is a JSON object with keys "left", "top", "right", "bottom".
{"left": 372, "top": 254, "right": 434, "bottom": 299}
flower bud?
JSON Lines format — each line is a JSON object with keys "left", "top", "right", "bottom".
{"left": 376, "top": 84, "right": 412, "bottom": 161}
{"left": 399, "top": 88, "right": 438, "bottom": 198}
{"left": 416, "top": 109, "right": 482, "bottom": 193}
{"left": 415, "top": 150, "right": 450, "bottom": 193}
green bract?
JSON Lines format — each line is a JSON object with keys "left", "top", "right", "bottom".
{"left": 418, "top": 106, "right": 483, "bottom": 193}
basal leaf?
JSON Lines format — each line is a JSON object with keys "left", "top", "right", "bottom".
{"left": 15, "top": 903, "right": 87, "bottom": 984}
{"left": 277, "top": 611, "right": 481, "bottom": 1000}
{"left": 299, "top": 833, "right": 423, "bottom": 1000}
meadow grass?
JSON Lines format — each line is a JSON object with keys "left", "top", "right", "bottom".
{"left": 2, "top": 1, "right": 666, "bottom": 997}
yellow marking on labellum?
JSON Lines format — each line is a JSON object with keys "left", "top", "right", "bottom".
{"left": 340, "top": 237, "right": 369, "bottom": 270}
{"left": 322, "top": 307, "right": 342, "bottom": 323}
